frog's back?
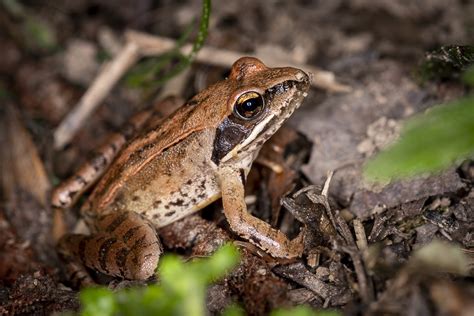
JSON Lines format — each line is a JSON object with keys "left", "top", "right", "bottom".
{"left": 81, "top": 82, "right": 230, "bottom": 220}
{"left": 82, "top": 121, "right": 223, "bottom": 227}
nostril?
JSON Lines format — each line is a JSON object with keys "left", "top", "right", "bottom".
{"left": 294, "top": 70, "right": 309, "bottom": 82}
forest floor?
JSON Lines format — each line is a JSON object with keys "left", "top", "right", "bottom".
{"left": 0, "top": 1, "right": 473, "bottom": 315}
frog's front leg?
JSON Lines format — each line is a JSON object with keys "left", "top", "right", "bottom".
{"left": 219, "top": 166, "right": 304, "bottom": 258}
{"left": 58, "top": 211, "right": 162, "bottom": 281}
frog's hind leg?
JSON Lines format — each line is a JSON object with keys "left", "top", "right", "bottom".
{"left": 58, "top": 211, "right": 162, "bottom": 283}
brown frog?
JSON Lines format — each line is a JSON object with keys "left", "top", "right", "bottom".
{"left": 52, "top": 57, "right": 310, "bottom": 281}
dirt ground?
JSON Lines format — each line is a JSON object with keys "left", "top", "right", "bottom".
{"left": 0, "top": 1, "right": 473, "bottom": 315}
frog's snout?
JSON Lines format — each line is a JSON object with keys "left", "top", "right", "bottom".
{"left": 295, "top": 70, "right": 308, "bottom": 82}
{"left": 292, "top": 69, "right": 310, "bottom": 90}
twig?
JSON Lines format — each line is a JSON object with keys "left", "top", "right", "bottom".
{"left": 126, "top": 30, "right": 351, "bottom": 93}
{"left": 353, "top": 218, "right": 368, "bottom": 251}
{"left": 298, "top": 176, "right": 374, "bottom": 304}
{"left": 54, "top": 41, "right": 140, "bottom": 148}
{"left": 273, "top": 262, "right": 343, "bottom": 300}
{"left": 54, "top": 30, "right": 351, "bottom": 149}
{"left": 340, "top": 245, "right": 374, "bottom": 304}
{"left": 322, "top": 170, "right": 334, "bottom": 197}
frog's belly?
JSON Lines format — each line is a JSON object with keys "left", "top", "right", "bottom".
{"left": 128, "top": 172, "right": 221, "bottom": 228}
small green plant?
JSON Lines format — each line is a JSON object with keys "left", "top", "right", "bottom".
{"left": 125, "top": 0, "right": 211, "bottom": 89}
{"left": 271, "top": 306, "right": 340, "bottom": 316}
{"left": 1, "top": 0, "right": 58, "bottom": 52}
{"left": 79, "top": 243, "right": 239, "bottom": 316}
{"left": 364, "top": 66, "right": 474, "bottom": 181}
{"left": 78, "top": 244, "right": 339, "bottom": 316}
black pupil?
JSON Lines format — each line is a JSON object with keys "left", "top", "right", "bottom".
{"left": 235, "top": 94, "right": 263, "bottom": 119}
{"left": 243, "top": 99, "right": 258, "bottom": 111}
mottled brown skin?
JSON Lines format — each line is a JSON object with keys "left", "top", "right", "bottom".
{"left": 53, "top": 57, "right": 310, "bottom": 281}
{"left": 51, "top": 97, "right": 182, "bottom": 209}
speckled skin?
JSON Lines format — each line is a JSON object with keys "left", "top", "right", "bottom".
{"left": 53, "top": 57, "right": 310, "bottom": 282}
{"left": 95, "top": 128, "right": 221, "bottom": 227}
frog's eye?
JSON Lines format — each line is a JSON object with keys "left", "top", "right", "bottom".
{"left": 233, "top": 91, "right": 265, "bottom": 120}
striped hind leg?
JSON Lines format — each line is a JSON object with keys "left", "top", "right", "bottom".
{"left": 58, "top": 211, "right": 162, "bottom": 284}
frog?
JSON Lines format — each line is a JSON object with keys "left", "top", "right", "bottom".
{"left": 52, "top": 57, "right": 310, "bottom": 281}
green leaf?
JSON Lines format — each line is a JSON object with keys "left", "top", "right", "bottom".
{"left": 222, "top": 304, "right": 245, "bottom": 316}
{"left": 192, "top": 243, "right": 241, "bottom": 282}
{"left": 125, "top": 0, "right": 211, "bottom": 90}
{"left": 364, "top": 96, "right": 474, "bottom": 181}
{"left": 22, "top": 16, "right": 58, "bottom": 51}
{"left": 158, "top": 243, "right": 240, "bottom": 316}
{"left": 79, "top": 287, "right": 117, "bottom": 316}
{"left": 78, "top": 243, "right": 239, "bottom": 316}
{"left": 463, "top": 66, "right": 474, "bottom": 86}
{"left": 271, "top": 306, "right": 340, "bottom": 316}
{"left": 1, "top": 0, "right": 58, "bottom": 52}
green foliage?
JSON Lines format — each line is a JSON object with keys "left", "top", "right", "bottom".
{"left": 80, "top": 288, "right": 117, "bottom": 316}
{"left": 222, "top": 305, "right": 340, "bottom": 316}
{"left": 463, "top": 66, "right": 474, "bottom": 86}
{"left": 125, "top": 0, "right": 211, "bottom": 89}
{"left": 79, "top": 243, "right": 239, "bottom": 316}
{"left": 77, "top": 244, "right": 337, "bottom": 316}
{"left": 1, "top": 0, "right": 58, "bottom": 52}
{"left": 222, "top": 304, "right": 246, "bottom": 316}
{"left": 271, "top": 306, "right": 340, "bottom": 316}
{"left": 22, "top": 16, "right": 58, "bottom": 51}
{"left": 364, "top": 66, "right": 474, "bottom": 181}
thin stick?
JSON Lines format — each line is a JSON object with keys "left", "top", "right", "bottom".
{"left": 353, "top": 218, "right": 368, "bottom": 251}
{"left": 54, "top": 41, "right": 140, "bottom": 149}
{"left": 54, "top": 30, "right": 351, "bottom": 149}
{"left": 126, "top": 30, "right": 351, "bottom": 93}
{"left": 322, "top": 170, "right": 334, "bottom": 197}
